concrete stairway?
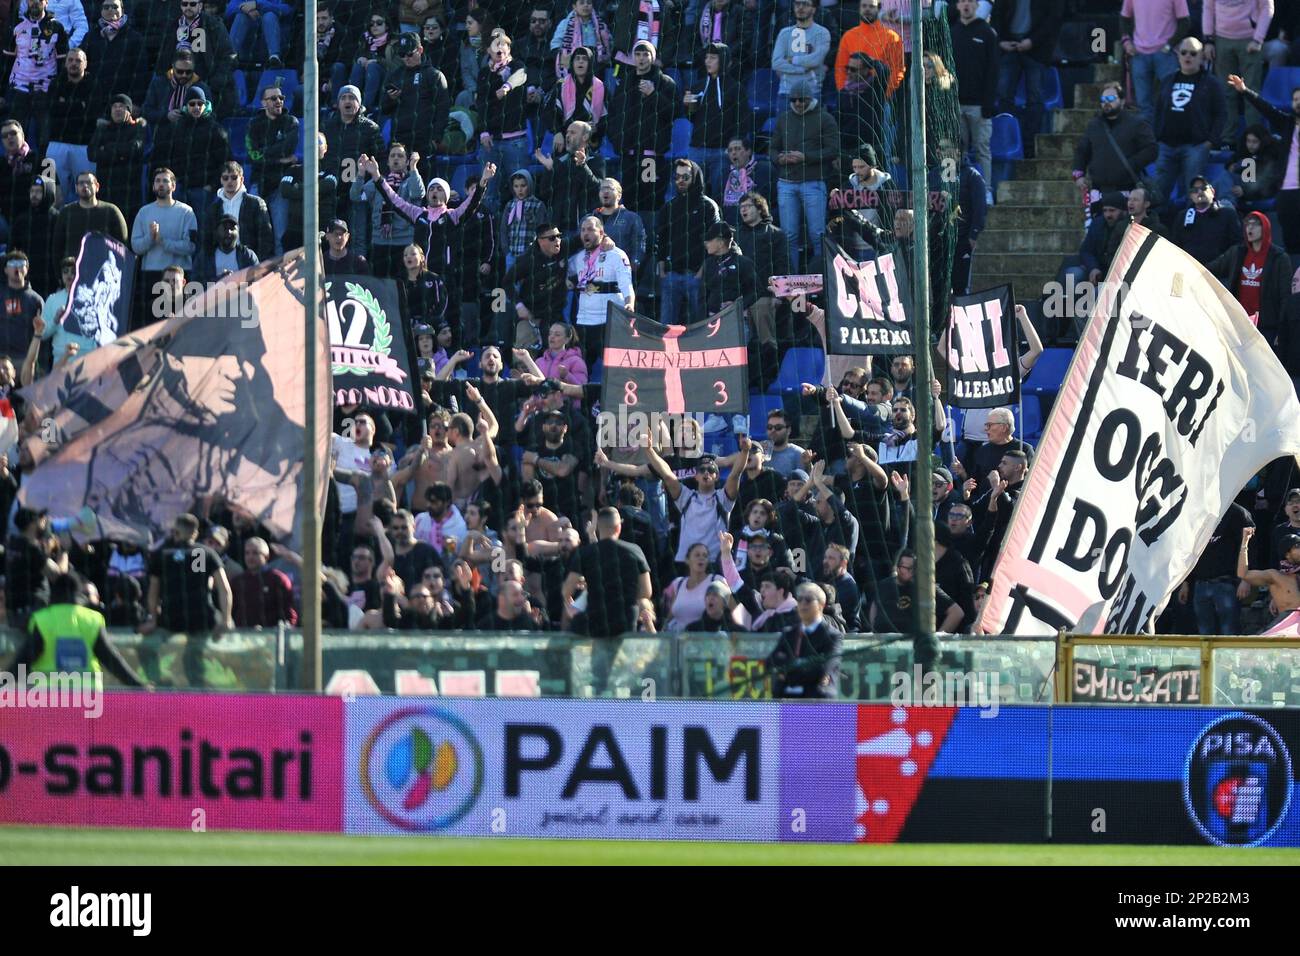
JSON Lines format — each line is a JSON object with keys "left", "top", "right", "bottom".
{"left": 970, "top": 62, "right": 1123, "bottom": 305}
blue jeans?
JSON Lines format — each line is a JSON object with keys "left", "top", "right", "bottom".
{"left": 479, "top": 135, "right": 531, "bottom": 214}
{"left": 658, "top": 271, "right": 702, "bottom": 328}
{"left": 1193, "top": 579, "right": 1240, "bottom": 635}
{"left": 777, "top": 179, "right": 827, "bottom": 273}
{"left": 349, "top": 60, "right": 386, "bottom": 112}
{"left": 229, "top": 10, "right": 281, "bottom": 59}
{"left": 996, "top": 51, "right": 1048, "bottom": 141}
{"left": 181, "top": 186, "right": 212, "bottom": 243}
{"left": 1129, "top": 50, "right": 1177, "bottom": 127}
{"left": 269, "top": 192, "right": 288, "bottom": 255}
{"left": 44, "top": 141, "right": 95, "bottom": 206}
{"left": 1156, "top": 141, "right": 1210, "bottom": 212}
{"left": 687, "top": 146, "right": 726, "bottom": 201}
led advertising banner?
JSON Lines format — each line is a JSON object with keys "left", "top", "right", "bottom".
{"left": 0, "top": 692, "right": 344, "bottom": 831}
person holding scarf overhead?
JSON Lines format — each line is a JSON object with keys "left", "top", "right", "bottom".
{"left": 551, "top": 0, "right": 612, "bottom": 81}
{"left": 612, "top": 0, "right": 680, "bottom": 73}
{"left": 364, "top": 155, "right": 498, "bottom": 345}
{"left": 476, "top": 29, "right": 531, "bottom": 215}
{"left": 543, "top": 45, "right": 606, "bottom": 147}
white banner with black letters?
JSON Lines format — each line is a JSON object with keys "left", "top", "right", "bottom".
{"left": 980, "top": 224, "right": 1300, "bottom": 635}
{"left": 822, "top": 239, "right": 913, "bottom": 355}
{"left": 946, "top": 285, "right": 1019, "bottom": 408}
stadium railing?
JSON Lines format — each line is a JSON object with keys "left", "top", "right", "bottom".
{"left": 3, "top": 629, "right": 1294, "bottom": 706}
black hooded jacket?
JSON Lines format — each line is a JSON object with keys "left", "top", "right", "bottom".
{"left": 152, "top": 104, "right": 231, "bottom": 192}
{"left": 702, "top": 242, "right": 758, "bottom": 315}
{"left": 736, "top": 213, "right": 791, "bottom": 287}
{"left": 381, "top": 61, "right": 451, "bottom": 155}
{"left": 607, "top": 62, "right": 676, "bottom": 155}
{"left": 11, "top": 175, "right": 58, "bottom": 295}
{"left": 657, "top": 160, "right": 720, "bottom": 274}
{"left": 688, "top": 43, "right": 750, "bottom": 149}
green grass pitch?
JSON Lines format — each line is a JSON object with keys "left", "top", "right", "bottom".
{"left": 3, "top": 826, "right": 1300, "bottom": 865}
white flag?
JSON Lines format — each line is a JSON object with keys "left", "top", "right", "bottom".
{"left": 981, "top": 224, "right": 1300, "bottom": 635}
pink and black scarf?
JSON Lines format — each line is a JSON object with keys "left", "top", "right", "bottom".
{"left": 555, "top": 10, "right": 611, "bottom": 80}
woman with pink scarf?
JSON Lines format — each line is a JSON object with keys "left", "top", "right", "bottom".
{"left": 348, "top": 10, "right": 398, "bottom": 111}
{"left": 544, "top": 46, "right": 606, "bottom": 146}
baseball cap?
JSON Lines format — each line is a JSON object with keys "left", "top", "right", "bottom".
{"left": 1189, "top": 174, "right": 1212, "bottom": 191}
{"left": 933, "top": 466, "right": 953, "bottom": 484}
{"left": 1284, "top": 534, "right": 1300, "bottom": 554}
{"left": 705, "top": 221, "right": 734, "bottom": 243}
{"left": 326, "top": 218, "right": 349, "bottom": 233}
{"left": 790, "top": 468, "right": 810, "bottom": 482}
{"left": 1287, "top": 488, "right": 1300, "bottom": 502}
{"left": 217, "top": 213, "right": 238, "bottom": 226}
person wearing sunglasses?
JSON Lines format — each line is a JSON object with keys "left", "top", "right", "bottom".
{"left": 1070, "top": 81, "right": 1157, "bottom": 226}
{"left": 1169, "top": 175, "right": 1241, "bottom": 264}
{"left": 156, "top": 0, "right": 237, "bottom": 117}
{"left": 1153, "top": 38, "right": 1226, "bottom": 215}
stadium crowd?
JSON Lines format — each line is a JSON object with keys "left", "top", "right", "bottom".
{"left": 2, "top": 0, "right": 1300, "bottom": 686}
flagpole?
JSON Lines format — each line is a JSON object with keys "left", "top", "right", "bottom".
{"left": 908, "top": 0, "right": 937, "bottom": 639}
{"left": 301, "top": 2, "right": 323, "bottom": 692}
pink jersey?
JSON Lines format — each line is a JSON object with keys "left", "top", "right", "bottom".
{"left": 5, "top": 13, "right": 67, "bottom": 92}
{"left": 1202, "top": 0, "right": 1273, "bottom": 43}
{"left": 1121, "top": 0, "right": 1189, "bottom": 55}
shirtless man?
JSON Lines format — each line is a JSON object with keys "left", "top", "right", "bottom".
{"left": 519, "top": 477, "right": 562, "bottom": 543}
{"left": 1239, "top": 527, "right": 1300, "bottom": 625}
{"left": 394, "top": 408, "right": 455, "bottom": 507}
{"left": 445, "top": 384, "right": 500, "bottom": 509}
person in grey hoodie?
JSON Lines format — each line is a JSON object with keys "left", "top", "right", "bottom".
{"left": 771, "top": 0, "right": 832, "bottom": 100}
{"left": 769, "top": 76, "right": 840, "bottom": 271}
{"left": 350, "top": 141, "right": 424, "bottom": 277}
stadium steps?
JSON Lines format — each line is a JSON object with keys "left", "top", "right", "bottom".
{"left": 969, "top": 59, "right": 1122, "bottom": 306}
{"left": 976, "top": 229, "right": 1079, "bottom": 254}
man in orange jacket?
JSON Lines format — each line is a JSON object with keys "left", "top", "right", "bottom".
{"left": 834, "top": 0, "right": 905, "bottom": 94}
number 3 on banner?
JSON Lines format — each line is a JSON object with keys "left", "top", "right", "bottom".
{"left": 713, "top": 381, "right": 728, "bottom": 406}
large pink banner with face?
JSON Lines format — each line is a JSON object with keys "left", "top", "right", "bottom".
{"left": 0, "top": 692, "right": 343, "bottom": 832}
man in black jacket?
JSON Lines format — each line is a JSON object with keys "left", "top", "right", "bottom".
{"left": 767, "top": 581, "right": 842, "bottom": 698}
{"left": 1154, "top": 38, "right": 1226, "bottom": 214}
{"left": 381, "top": 34, "right": 451, "bottom": 182}
{"left": 1171, "top": 175, "right": 1240, "bottom": 263}
{"left": 950, "top": 0, "right": 998, "bottom": 184}
{"left": 505, "top": 222, "right": 575, "bottom": 348}
{"left": 322, "top": 85, "right": 385, "bottom": 237}
{"left": 1208, "top": 211, "right": 1293, "bottom": 348}
{"left": 970, "top": 448, "right": 1028, "bottom": 583}
{"left": 607, "top": 39, "right": 676, "bottom": 216}
{"left": 280, "top": 133, "right": 338, "bottom": 253}
{"left": 701, "top": 221, "right": 757, "bottom": 317}
{"left": 992, "top": 0, "right": 1064, "bottom": 157}
{"left": 80, "top": 0, "right": 150, "bottom": 108}
{"left": 204, "top": 161, "right": 273, "bottom": 260}
{"left": 537, "top": 121, "right": 604, "bottom": 231}
{"left": 195, "top": 214, "right": 258, "bottom": 283}
{"left": 658, "top": 158, "right": 720, "bottom": 326}
{"left": 45, "top": 49, "right": 101, "bottom": 208}
{"left": 736, "top": 191, "right": 789, "bottom": 345}
{"left": 1227, "top": 74, "right": 1300, "bottom": 255}
{"left": 1071, "top": 81, "right": 1158, "bottom": 204}
{"left": 247, "top": 84, "right": 299, "bottom": 254}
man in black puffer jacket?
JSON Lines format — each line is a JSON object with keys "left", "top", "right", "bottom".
{"left": 380, "top": 34, "right": 451, "bottom": 181}
{"left": 1071, "top": 80, "right": 1158, "bottom": 196}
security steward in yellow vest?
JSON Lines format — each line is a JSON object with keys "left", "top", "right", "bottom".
{"left": 16, "top": 573, "right": 147, "bottom": 687}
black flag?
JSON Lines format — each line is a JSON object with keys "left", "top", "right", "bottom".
{"left": 326, "top": 275, "right": 418, "bottom": 415}
{"left": 602, "top": 302, "right": 749, "bottom": 414}
{"left": 945, "top": 285, "right": 1020, "bottom": 408}
{"left": 59, "top": 232, "right": 135, "bottom": 346}
{"left": 822, "top": 238, "right": 913, "bottom": 355}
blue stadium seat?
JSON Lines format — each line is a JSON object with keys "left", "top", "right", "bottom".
{"left": 746, "top": 393, "right": 787, "bottom": 439}
{"left": 670, "top": 117, "right": 692, "bottom": 157}
{"left": 769, "top": 347, "right": 825, "bottom": 395}
{"left": 991, "top": 113, "right": 1023, "bottom": 161}
{"left": 449, "top": 163, "right": 481, "bottom": 199}
{"left": 247, "top": 69, "right": 301, "bottom": 113}
{"left": 233, "top": 70, "right": 249, "bottom": 108}
{"left": 1022, "top": 347, "right": 1072, "bottom": 398}
{"left": 599, "top": 138, "right": 616, "bottom": 161}
{"left": 1015, "top": 66, "right": 1063, "bottom": 112}
{"left": 1017, "top": 395, "right": 1043, "bottom": 446}
{"left": 380, "top": 118, "right": 393, "bottom": 144}
{"left": 745, "top": 68, "right": 782, "bottom": 119}
{"left": 226, "top": 116, "right": 251, "bottom": 161}
{"left": 1261, "top": 66, "right": 1300, "bottom": 111}
{"left": 703, "top": 429, "right": 738, "bottom": 459}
